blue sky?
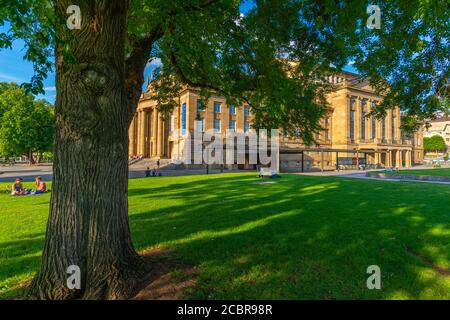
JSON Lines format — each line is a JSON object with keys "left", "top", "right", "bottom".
{"left": 0, "top": 1, "right": 357, "bottom": 104}
{"left": 0, "top": 33, "right": 57, "bottom": 102}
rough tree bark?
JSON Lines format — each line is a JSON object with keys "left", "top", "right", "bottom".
{"left": 28, "top": 0, "right": 152, "bottom": 299}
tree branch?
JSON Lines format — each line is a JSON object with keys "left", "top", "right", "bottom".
{"left": 123, "top": 1, "right": 221, "bottom": 121}
{"left": 124, "top": 28, "right": 163, "bottom": 122}
{"left": 175, "top": 0, "right": 222, "bottom": 13}
{"left": 168, "top": 48, "right": 258, "bottom": 111}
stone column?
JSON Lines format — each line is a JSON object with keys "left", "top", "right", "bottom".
{"left": 392, "top": 109, "right": 398, "bottom": 143}
{"left": 157, "top": 111, "right": 163, "bottom": 156}
{"left": 406, "top": 150, "right": 412, "bottom": 167}
{"left": 385, "top": 109, "right": 392, "bottom": 143}
{"left": 161, "top": 119, "right": 166, "bottom": 157}
{"left": 385, "top": 151, "right": 391, "bottom": 167}
{"left": 139, "top": 110, "right": 146, "bottom": 156}
{"left": 390, "top": 110, "right": 395, "bottom": 143}
{"left": 354, "top": 98, "right": 361, "bottom": 143}
{"left": 136, "top": 111, "right": 142, "bottom": 156}
{"left": 144, "top": 110, "right": 149, "bottom": 157}
{"left": 152, "top": 110, "right": 158, "bottom": 157}
{"left": 149, "top": 110, "right": 153, "bottom": 157}
{"left": 395, "top": 108, "right": 401, "bottom": 143}
{"left": 396, "top": 150, "right": 402, "bottom": 168}
{"left": 375, "top": 113, "right": 382, "bottom": 143}
{"left": 128, "top": 115, "right": 136, "bottom": 156}
{"left": 134, "top": 114, "right": 138, "bottom": 155}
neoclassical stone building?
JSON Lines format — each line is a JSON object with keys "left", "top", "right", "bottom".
{"left": 129, "top": 70, "right": 423, "bottom": 170}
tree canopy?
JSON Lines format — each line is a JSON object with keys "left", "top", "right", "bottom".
{"left": 1, "top": 0, "right": 448, "bottom": 140}
{"left": 423, "top": 135, "right": 446, "bottom": 153}
{"left": 0, "top": 82, "right": 54, "bottom": 158}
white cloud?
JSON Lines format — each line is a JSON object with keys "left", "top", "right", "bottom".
{"left": 44, "top": 86, "right": 56, "bottom": 91}
{"left": 347, "top": 61, "right": 356, "bottom": 66}
{"left": 0, "top": 73, "right": 23, "bottom": 83}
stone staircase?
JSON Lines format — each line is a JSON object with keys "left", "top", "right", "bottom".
{"left": 129, "top": 158, "right": 186, "bottom": 170}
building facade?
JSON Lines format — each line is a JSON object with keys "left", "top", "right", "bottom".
{"left": 423, "top": 116, "right": 450, "bottom": 153}
{"left": 129, "top": 71, "right": 423, "bottom": 170}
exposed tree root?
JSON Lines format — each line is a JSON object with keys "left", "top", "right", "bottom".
{"left": 22, "top": 248, "right": 195, "bottom": 300}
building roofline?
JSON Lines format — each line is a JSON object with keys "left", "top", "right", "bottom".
{"left": 426, "top": 116, "right": 450, "bottom": 123}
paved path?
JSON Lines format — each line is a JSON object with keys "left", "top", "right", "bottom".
{"left": 2, "top": 163, "right": 448, "bottom": 185}
{"left": 338, "top": 172, "right": 450, "bottom": 185}
{"left": 0, "top": 164, "right": 253, "bottom": 182}
{"left": 294, "top": 168, "right": 450, "bottom": 185}
{"left": 0, "top": 165, "right": 53, "bottom": 182}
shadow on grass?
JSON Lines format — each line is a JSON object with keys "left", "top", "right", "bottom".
{"left": 0, "top": 173, "right": 448, "bottom": 299}
{"left": 0, "top": 233, "right": 45, "bottom": 298}
{"left": 128, "top": 174, "right": 450, "bottom": 299}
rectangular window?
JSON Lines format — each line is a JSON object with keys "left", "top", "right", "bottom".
{"left": 371, "top": 101, "right": 377, "bottom": 140}
{"left": 229, "top": 120, "right": 236, "bottom": 131}
{"left": 350, "top": 110, "right": 355, "bottom": 141}
{"left": 214, "top": 102, "right": 221, "bottom": 113}
{"left": 181, "top": 103, "right": 186, "bottom": 135}
{"left": 214, "top": 119, "right": 221, "bottom": 132}
{"left": 229, "top": 105, "right": 236, "bottom": 115}
{"left": 244, "top": 106, "right": 250, "bottom": 116}
{"left": 361, "top": 112, "right": 366, "bottom": 140}
{"left": 349, "top": 97, "right": 355, "bottom": 141}
{"left": 244, "top": 121, "right": 250, "bottom": 132}
{"left": 372, "top": 116, "right": 376, "bottom": 139}
{"left": 360, "top": 100, "right": 367, "bottom": 140}
{"left": 382, "top": 116, "right": 386, "bottom": 140}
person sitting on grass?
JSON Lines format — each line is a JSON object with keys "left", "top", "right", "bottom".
{"left": 11, "top": 178, "right": 26, "bottom": 196}
{"left": 34, "top": 176, "right": 47, "bottom": 194}
{"left": 145, "top": 167, "right": 152, "bottom": 177}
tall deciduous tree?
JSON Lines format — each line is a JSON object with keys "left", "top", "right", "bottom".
{"left": 0, "top": 82, "right": 54, "bottom": 160}
{"left": 0, "top": 0, "right": 448, "bottom": 299}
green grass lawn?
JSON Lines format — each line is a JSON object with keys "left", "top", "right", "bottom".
{"left": 0, "top": 173, "right": 449, "bottom": 299}
{"left": 386, "top": 168, "right": 450, "bottom": 177}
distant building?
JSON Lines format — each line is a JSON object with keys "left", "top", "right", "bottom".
{"left": 129, "top": 71, "right": 423, "bottom": 170}
{"left": 423, "top": 116, "right": 450, "bottom": 153}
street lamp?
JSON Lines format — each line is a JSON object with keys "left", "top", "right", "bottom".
{"left": 195, "top": 112, "right": 208, "bottom": 174}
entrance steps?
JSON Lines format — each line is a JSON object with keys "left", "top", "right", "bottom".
{"left": 129, "top": 158, "right": 185, "bottom": 170}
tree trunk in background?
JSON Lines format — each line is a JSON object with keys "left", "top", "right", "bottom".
{"left": 28, "top": 0, "right": 146, "bottom": 299}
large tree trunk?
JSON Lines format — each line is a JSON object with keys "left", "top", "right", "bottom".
{"left": 28, "top": 0, "right": 147, "bottom": 299}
